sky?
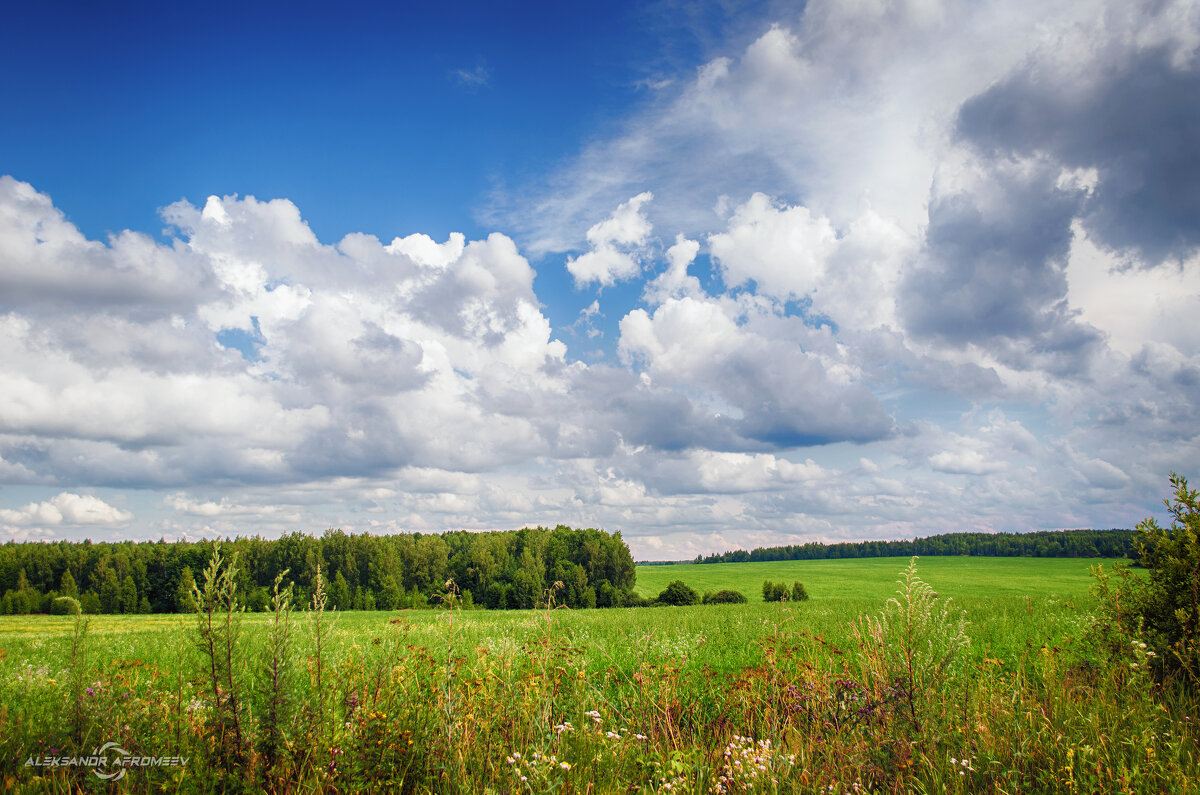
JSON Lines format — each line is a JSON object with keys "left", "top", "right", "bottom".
{"left": 1, "top": 0, "right": 1199, "bottom": 559}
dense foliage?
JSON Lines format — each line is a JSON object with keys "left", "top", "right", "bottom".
{"left": 695, "top": 528, "right": 1135, "bottom": 564}
{"left": 761, "top": 580, "right": 809, "bottom": 603}
{"left": 1093, "top": 473, "right": 1200, "bottom": 684}
{"left": 701, "top": 589, "right": 747, "bottom": 604}
{"left": 656, "top": 580, "right": 700, "bottom": 606}
{"left": 0, "top": 525, "right": 637, "bottom": 615}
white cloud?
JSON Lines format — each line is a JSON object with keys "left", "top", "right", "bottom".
{"left": 1066, "top": 221, "right": 1200, "bottom": 359}
{"left": 565, "top": 192, "right": 654, "bottom": 287}
{"left": 164, "top": 493, "right": 298, "bottom": 519}
{"left": 451, "top": 62, "right": 492, "bottom": 89}
{"left": 643, "top": 234, "right": 702, "bottom": 306}
{"left": 0, "top": 492, "right": 131, "bottom": 525}
{"left": 2, "top": 0, "right": 1197, "bottom": 555}
{"left": 618, "top": 294, "right": 894, "bottom": 445}
{"left": 928, "top": 448, "right": 1004, "bottom": 476}
{"left": 709, "top": 193, "right": 837, "bottom": 299}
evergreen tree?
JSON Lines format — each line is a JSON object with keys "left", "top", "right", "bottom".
{"left": 60, "top": 570, "right": 79, "bottom": 599}
{"left": 176, "top": 566, "right": 196, "bottom": 612}
{"left": 121, "top": 575, "right": 138, "bottom": 614}
{"left": 99, "top": 569, "right": 121, "bottom": 614}
{"left": 330, "top": 571, "right": 351, "bottom": 611}
{"left": 377, "top": 575, "right": 402, "bottom": 610}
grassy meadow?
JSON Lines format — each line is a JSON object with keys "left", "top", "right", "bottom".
{"left": 1, "top": 556, "right": 1197, "bottom": 793}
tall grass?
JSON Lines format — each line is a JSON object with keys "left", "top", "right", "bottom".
{"left": 0, "top": 557, "right": 1195, "bottom": 793}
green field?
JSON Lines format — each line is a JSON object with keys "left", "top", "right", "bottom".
{"left": 0, "top": 555, "right": 1194, "bottom": 794}
{"left": 634, "top": 555, "right": 1109, "bottom": 600}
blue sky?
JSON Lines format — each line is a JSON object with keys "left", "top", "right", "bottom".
{"left": 2, "top": 1, "right": 656, "bottom": 240}
{"left": 2, "top": 0, "right": 1198, "bottom": 557}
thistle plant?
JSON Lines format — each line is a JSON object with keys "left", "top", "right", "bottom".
{"left": 305, "top": 562, "right": 335, "bottom": 774}
{"left": 192, "top": 543, "right": 248, "bottom": 772}
{"left": 258, "top": 569, "right": 295, "bottom": 785}
{"left": 851, "top": 557, "right": 970, "bottom": 730}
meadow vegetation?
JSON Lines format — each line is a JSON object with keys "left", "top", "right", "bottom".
{"left": 1, "top": 551, "right": 1197, "bottom": 793}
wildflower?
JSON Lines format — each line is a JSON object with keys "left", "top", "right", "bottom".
{"left": 606, "top": 731, "right": 620, "bottom": 739}
{"left": 560, "top": 762, "right": 571, "bottom": 770}
{"left": 507, "top": 756, "right": 515, "bottom": 765}
{"left": 86, "top": 687, "right": 94, "bottom": 696}
{"left": 634, "top": 733, "right": 647, "bottom": 741}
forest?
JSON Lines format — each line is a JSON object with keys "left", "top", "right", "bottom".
{"left": 0, "top": 525, "right": 636, "bottom": 615}
{"left": 690, "top": 528, "right": 1136, "bottom": 564}
{"left": 0, "top": 525, "right": 1136, "bottom": 616}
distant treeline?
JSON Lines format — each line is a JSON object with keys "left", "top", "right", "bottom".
{"left": 693, "top": 529, "right": 1136, "bottom": 565}
{"left": 0, "top": 526, "right": 636, "bottom": 615}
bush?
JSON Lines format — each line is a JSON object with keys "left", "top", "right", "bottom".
{"left": 1095, "top": 473, "right": 1200, "bottom": 684}
{"left": 703, "top": 589, "right": 748, "bottom": 604}
{"left": 658, "top": 580, "right": 700, "bottom": 606}
{"left": 622, "top": 591, "right": 652, "bottom": 607}
{"left": 791, "top": 582, "right": 809, "bottom": 602}
{"left": 52, "top": 596, "right": 81, "bottom": 615}
{"left": 79, "top": 592, "right": 101, "bottom": 615}
{"left": 762, "top": 581, "right": 789, "bottom": 602}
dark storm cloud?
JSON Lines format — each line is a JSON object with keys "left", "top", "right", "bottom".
{"left": 957, "top": 45, "right": 1200, "bottom": 265}
{"left": 901, "top": 159, "right": 1104, "bottom": 371}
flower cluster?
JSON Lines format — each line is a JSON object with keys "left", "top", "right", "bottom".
{"left": 508, "top": 749, "right": 572, "bottom": 786}
{"left": 712, "top": 735, "right": 796, "bottom": 794}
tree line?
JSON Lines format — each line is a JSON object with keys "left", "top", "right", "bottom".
{"left": 0, "top": 525, "right": 636, "bottom": 615}
{"left": 693, "top": 528, "right": 1137, "bottom": 565}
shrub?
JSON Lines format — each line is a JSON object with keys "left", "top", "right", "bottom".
{"left": 791, "top": 581, "right": 809, "bottom": 602}
{"left": 51, "top": 596, "right": 81, "bottom": 615}
{"left": 762, "top": 580, "right": 789, "bottom": 602}
{"left": 79, "top": 592, "right": 101, "bottom": 615}
{"left": 622, "top": 591, "right": 652, "bottom": 607}
{"left": 1094, "top": 473, "right": 1200, "bottom": 684}
{"left": 658, "top": 580, "right": 700, "bottom": 606}
{"left": 703, "top": 589, "right": 748, "bottom": 604}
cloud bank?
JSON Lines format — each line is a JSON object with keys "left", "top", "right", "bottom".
{"left": 3, "top": 0, "right": 1199, "bottom": 557}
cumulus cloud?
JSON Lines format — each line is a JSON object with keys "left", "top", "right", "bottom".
{"left": 709, "top": 192, "right": 837, "bottom": 299}
{"left": 618, "top": 294, "right": 894, "bottom": 446}
{"left": 0, "top": 176, "right": 215, "bottom": 311}
{"left": 956, "top": 19, "right": 1200, "bottom": 265}
{"left": 900, "top": 152, "right": 1107, "bottom": 376}
{"left": 565, "top": 192, "right": 655, "bottom": 287}
{"left": 642, "top": 234, "right": 702, "bottom": 306}
{"left": 0, "top": 492, "right": 131, "bottom": 525}
{"left": 3, "top": 0, "right": 1198, "bottom": 555}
